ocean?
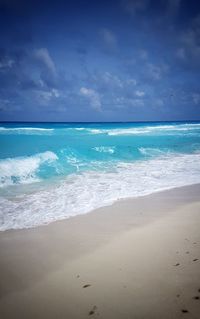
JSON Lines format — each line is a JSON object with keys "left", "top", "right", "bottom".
{"left": 0, "top": 121, "right": 200, "bottom": 231}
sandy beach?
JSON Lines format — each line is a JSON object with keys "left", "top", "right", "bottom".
{"left": 0, "top": 184, "right": 200, "bottom": 319}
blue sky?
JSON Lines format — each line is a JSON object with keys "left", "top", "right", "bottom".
{"left": 0, "top": 0, "right": 200, "bottom": 122}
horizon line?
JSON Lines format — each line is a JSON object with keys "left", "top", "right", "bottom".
{"left": 0, "top": 119, "right": 200, "bottom": 124}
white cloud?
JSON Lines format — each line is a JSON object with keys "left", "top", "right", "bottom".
{"left": 192, "top": 93, "right": 200, "bottom": 105}
{"left": 121, "top": 0, "right": 150, "bottom": 15}
{"left": 122, "top": 0, "right": 181, "bottom": 17}
{"left": 177, "top": 14, "right": 200, "bottom": 64}
{"left": 135, "top": 90, "right": 145, "bottom": 97}
{"left": 181, "top": 30, "right": 200, "bottom": 55}
{"left": 37, "top": 88, "right": 60, "bottom": 104}
{"left": 0, "top": 58, "right": 14, "bottom": 69}
{"left": 34, "top": 48, "right": 57, "bottom": 76}
{"left": 154, "top": 98, "right": 164, "bottom": 107}
{"left": 138, "top": 49, "right": 148, "bottom": 60}
{"left": 165, "top": 0, "right": 181, "bottom": 15}
{"left": 100, "top": 28, "right": 117, "bottom": 50}
{"left": 126, "top": 78, "right": 137, "bottom": 86}
{"left": 0, "top": 99, "right": 11, "bottom": 111}
{"left": 52, "top": 88, "right": 60, "bottom": 98}
{"left": 176, "top": 47, "right": 186, "bottom": 60}
{"left": 146, "top": 63, "right": 169, "bottom": 80}
{"left": 80, "top": 87, "right": 102, "bottom": 111}
{"left": 102, "top": 72, "right": 123, "bottom": 88}
{"left": 129, "top": 98, "right": 145, "bottom": 107}
{"left": 115, "top": 97, "right": 145, "bottom": 108}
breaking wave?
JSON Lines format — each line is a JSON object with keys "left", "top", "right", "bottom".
{"left": 0, "top": 151, "right": 58, "bottom": 187}
{"left": 0, "top": 152, "right": 200, "bottom": 230}
{"left": 0, "top": 127, "right": 54, "bottom": 135}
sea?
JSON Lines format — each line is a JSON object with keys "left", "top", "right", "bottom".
{"left": 0, "top": 121, "right": 200, "bottom": 231}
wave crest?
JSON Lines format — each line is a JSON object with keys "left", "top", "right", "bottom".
{"left": 0, "top": 127, "right": 54, "bottom": 135}
{"left": 0, "top": 151, "right": 58, "bottom": 187}
{"left": 1, "top": 152, "right": 200, "bottom": 230}
{"left": 93, "top": 146, "right": 115, "bottom": 154}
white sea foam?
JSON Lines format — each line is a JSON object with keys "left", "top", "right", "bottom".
{"left": 1, "top": 152, "right": 200, "bottom": 230}
{"left": 138, "top": 147, "right": 170, "bottom": 157}
{"left": 84, "top": 123, "right": 200, "bottom": 136}
{"left": 75, "top": 128, "right": 85, "bottom": 131}
{"left": 1, "top": 123, "right": 200, "bottom": 136}
{"left": 0, "top": 127, "right": 54, "bottom": 131}
{"left": 0, "top": 151, "right": 58, "bottom": 187}
{"left": 93, "top": 146, "right": 115, "bottom": 154}
{"left": 0, "top": 127, "right": 54, "bottom": 135}
{"left": 89, "top": 129, "right": 103, "bottom": 134}
{"left": 107, "top": 128, "right": 150, "bottom": 135}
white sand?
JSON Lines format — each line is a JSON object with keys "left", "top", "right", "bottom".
{"left": 0, "top": 184, "right": 200, "bottom": 318}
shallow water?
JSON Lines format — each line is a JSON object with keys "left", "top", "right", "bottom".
{"left": 1, "top": 121, "right": 200, "bottom": 230}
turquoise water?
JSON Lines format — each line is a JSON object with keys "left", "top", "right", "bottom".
{"left": 1, "top": 121, "right": 200, "bottom": 230}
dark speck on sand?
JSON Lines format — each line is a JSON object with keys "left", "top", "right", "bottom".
{"left": 181, "top": 309, "right": 189, "bottom": 313}
{"left": 88, "top": 306, "right": 97, "bottom": 316}
{"left": 83, "top": 284, "right": 91, "bottom": 288}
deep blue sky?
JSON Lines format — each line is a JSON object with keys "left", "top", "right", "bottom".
{"left": 0, "top": 0, "right": 200, "bottom": 122}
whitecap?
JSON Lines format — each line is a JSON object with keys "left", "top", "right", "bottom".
{"left": 0, "top": 151, "right": 58, "bottom": 187}
{"left": 84, "top": 123, "right": 200, "bottom": 136}
{"left": 1, "top": 152, "right": 200, "bottom": 230}
{"left": 0, "top": 127, "right": 54, "bottom": 135}
{"left": 93, "top": 146, "right": 115, "bottom": 154}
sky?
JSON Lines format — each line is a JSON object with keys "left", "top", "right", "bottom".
{"left": 0, "top": 0, "right": 200, "bottom": 122}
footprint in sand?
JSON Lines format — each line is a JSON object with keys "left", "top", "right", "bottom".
{"left": 83, "top": 284, "right": 91, "bottom": 288}
{"left": 88, "top": 305, "right": 97, "bottom": 316}
{"left": 181, "top": 309, "right": 189, "bottom": 313}
{"left": 193, "top": 296, "right": 200, "bottom": 300}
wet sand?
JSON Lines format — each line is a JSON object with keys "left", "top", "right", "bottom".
{"left": 0, "top": 184, "right": 200, "bottom": 318}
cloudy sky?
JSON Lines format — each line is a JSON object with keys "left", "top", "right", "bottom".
{"left": 0, "top": 0, "right": 200, "bottom": 122}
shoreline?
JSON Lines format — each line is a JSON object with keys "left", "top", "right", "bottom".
{"left": 0, "top": 184, "right": 200, "bottom": 318}
{"left": 2, "top": 182, "right": 200, "bottom": 233}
